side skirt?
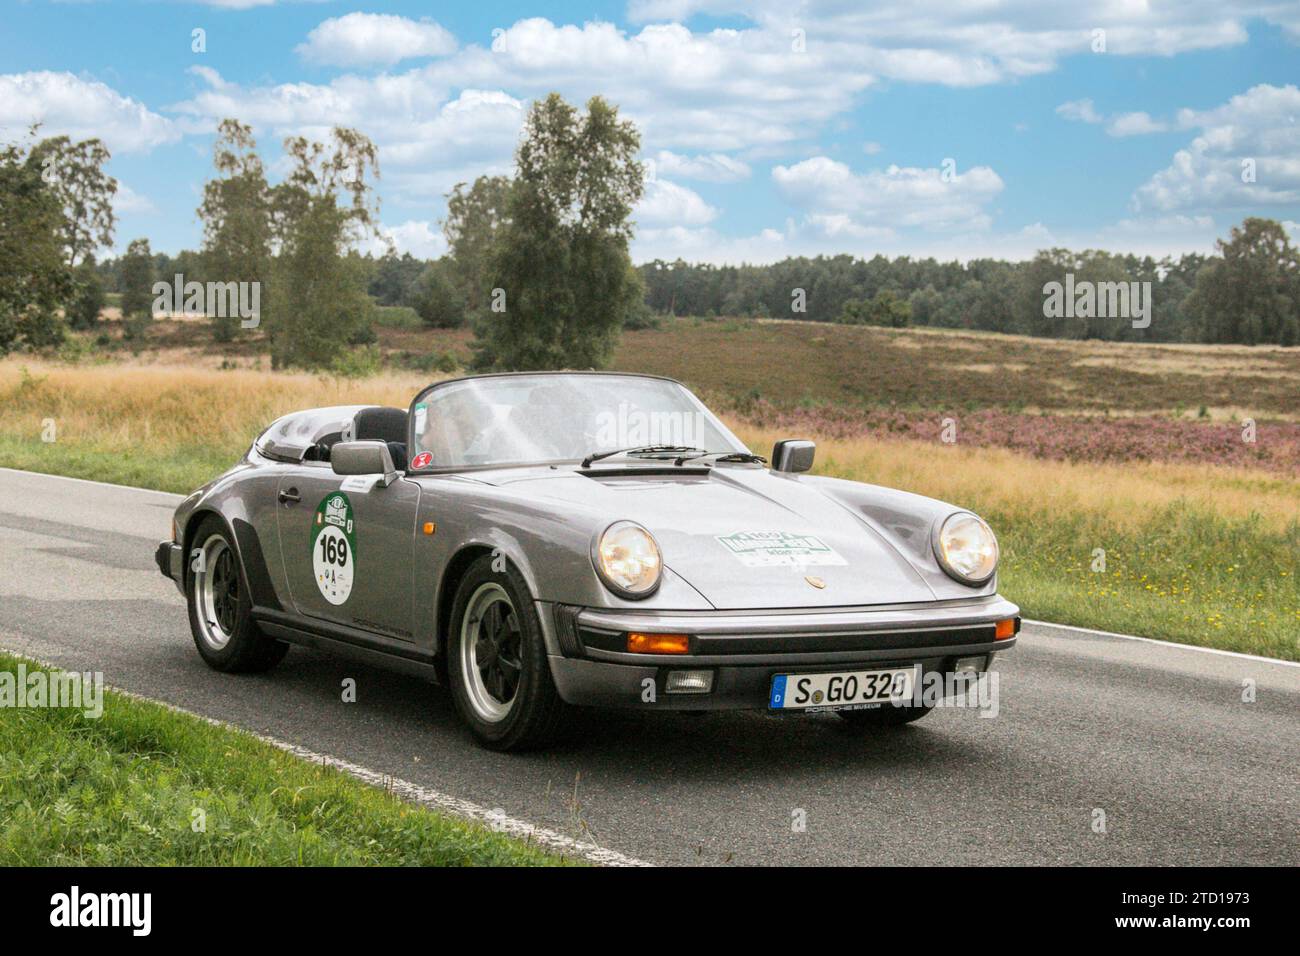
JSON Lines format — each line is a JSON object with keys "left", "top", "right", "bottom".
{"left": 252, "top": 607, "right": 442, "bottom": 684}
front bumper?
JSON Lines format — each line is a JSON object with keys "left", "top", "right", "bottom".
{"left": 547, "top": 596, "right": 1019, "bottom": 710}
{"left": 155, "top": 541, "right": 183, "bottom": 593}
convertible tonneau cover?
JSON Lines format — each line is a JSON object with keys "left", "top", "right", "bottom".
{"left": 254, "top": 405, "right": 378, "bottom": 462}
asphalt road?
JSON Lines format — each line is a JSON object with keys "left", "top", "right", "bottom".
{"left": 1, "top": 467, "right": 1296, "bottom": 866}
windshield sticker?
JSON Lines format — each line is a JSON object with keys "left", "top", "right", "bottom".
{"left": 413, "top": 402, "right": 428, "bottom": 435}
{"left": 410, "top": 451, "right": 433, "bottom": 470}
{"left": 312, "top": 492, "right": 356, "bottom": 605}
{"left": 716, "top": 530, "right": 847, "bottom": 567}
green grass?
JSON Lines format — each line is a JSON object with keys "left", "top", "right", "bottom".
{"left": 0, "top": 654, "right": 575, "bottom": 866}
{"left": 0, "top": 434, "right": 230, "bottom": 494}
{"left": 993, "top": 505, "right": 1299, "bottom": 661}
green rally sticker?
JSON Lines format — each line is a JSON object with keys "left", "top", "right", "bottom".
{"left": 311, "top": 492, "right": 356, "bottom": 605}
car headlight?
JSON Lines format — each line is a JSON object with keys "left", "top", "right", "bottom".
{"left": 934, "top": 512, "right": 999, "bottom": 585}
{"left": 593, "top": 521, "right": 662, "bottom": 598}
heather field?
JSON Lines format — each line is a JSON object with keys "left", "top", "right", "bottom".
{"left": 1, "top": 353, "right": 1295, "bottom": 661}
{"left": 732, "top": 401, "right": 1300, "bottom": 474}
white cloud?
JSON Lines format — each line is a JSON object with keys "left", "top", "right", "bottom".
{"left": 632, "top": 224, "right": 787, "bottom": 264}
{"left": 1133, "top": 83, "right": 1300, "bottom": 213}
{"left": 1060, "top": 103, "right": 1171, "bottom": 137}
{"left": 361, "top": 220, "right": 448, "bottom": 259}
{"left": 0, "top": 71, "right": 178, "bottom": 154}
{"left": 636, "top": 179, "right": 718, "bottom": 225}
{"left": 1107, "top": 111, "right": 1169, "bottom": 137}
{"left": 651, "top": 149, "right": 750, "bottom": 182}
{"left": 772, "top": 156, "right": 1004, "bottom": 232}
{"left": 296, "top": 13, "right": 457, "bottom": 68}
{"left": 1057, "top": 99, "right": 1102, "bottom": 124}
{"left": 113, "top": 183, "right": 156, "bottom": 215}
{"left": 628, "top": 1, "right": 1299, "bottom": 84}
{"left": 862, "top": 141, "right": 883, "bottom": 155}
{"left": 184, "top": 17, "right": 874, "bottom": 154}
{"left": 1086, "top": 214, "right": 1220, "bottom": 257}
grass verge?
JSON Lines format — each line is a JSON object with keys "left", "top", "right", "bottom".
{"left": 742, "top": 427, "right": 1299, "bottom": 661}
{"left": 0, "top": 653, "right": 574, "bottom": 866}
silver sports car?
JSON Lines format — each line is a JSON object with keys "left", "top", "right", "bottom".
{"left": 156, "top": 372, "right": 1019, "bottom": 750}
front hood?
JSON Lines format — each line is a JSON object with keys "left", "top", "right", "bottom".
{"left": 486, "top": 465, "right": 938, "bottom": 609}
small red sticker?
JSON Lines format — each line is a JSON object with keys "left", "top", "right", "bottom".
{"left": 411, "top": 451, "right": 433, "bottom": 469}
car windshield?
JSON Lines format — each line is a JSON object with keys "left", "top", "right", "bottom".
{"left": 409, "top": 374, "right": 748, "bottom": 469}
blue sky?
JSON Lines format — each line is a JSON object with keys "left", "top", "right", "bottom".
{"left": 2, "top": 0, "right": 1298, "bottom": 263}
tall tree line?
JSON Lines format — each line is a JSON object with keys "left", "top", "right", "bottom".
{"left": 637, "top": 219, "right": 1300, "bottom": 346}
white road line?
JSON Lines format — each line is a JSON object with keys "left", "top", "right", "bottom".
{"left": 0, "top": 648, "right": 653, "bottom": 868}
{"left": 0, "top": 467, "right": 184, "bottom": 500}
{"left": 1023, "top": 619, "right": 1300, "bottom": 669}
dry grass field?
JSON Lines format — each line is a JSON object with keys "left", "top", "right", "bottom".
{"left": 102, "top": 314, "right": 1300, "bottom": 420}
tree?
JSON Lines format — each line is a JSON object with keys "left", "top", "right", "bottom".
{"left": 120, "top": 238, "right": 154, "bottom": 318}
{"left": 1185, "top": 217, "right": 1299, "bottom": 346}
{"left": 370, "top": 250, "right": 426, "bottom": 306}
{"left": 268, "top": 127, "right": 382, "bottom": 368}
{"left": 68, "top": 257, "right": 106, "bottom": 330}
{"left": 908, "top": 285, "right": 942, "bottom": 326}
{"left": 837, "top": 289, "right": 911, "bottom": 327}
{"left": 444, "top": 175, "right": 512, "bottom": 313}
{"left": 28, "top": 135, "right": 117, "bottom": 267}
{"left": 412, "top": 258, "right": 466, "bottom": 328}
{"left": 473, "top": 94, "right": 644, "bottom": 370}
{"left": 0, "top": 139, "right": 72, "bottom": 353}
{"left": 198, "top": 120, "right": 271, "bottom": 342}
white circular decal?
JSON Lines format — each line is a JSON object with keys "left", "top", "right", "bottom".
{"left": 311, "top": 492, "right": 356, "bottom": 605}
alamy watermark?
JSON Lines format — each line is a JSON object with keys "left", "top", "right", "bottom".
{"left": 152, "top": 274, "right": 260, "bottom": 328}
{"left": 1043, "top": 273, "right": 1151, "bottom": 329}
{"left": 594, "top": 402, "right": 709, "bottom": 450}
{"left": 50, "top": 886, "right": 150, "bottom": 936}
{"left": 1, "top": 662, "right": 103, "bottom": 718}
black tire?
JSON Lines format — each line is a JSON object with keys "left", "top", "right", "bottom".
{"left": 446, "top": 555, "right": 567, "bottom": 751}
{"left": 836, "top": 702, "right": 933, "bottom": 728}
{"left": 185, "top": 515, "right": 288, "bottom": 674}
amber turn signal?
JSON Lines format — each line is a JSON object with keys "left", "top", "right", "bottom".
{"left": 627, "top": 632, "right": 690, "bottom": 654}
{"left": 995, "top": 618, "right": 1017, "bottom": 640}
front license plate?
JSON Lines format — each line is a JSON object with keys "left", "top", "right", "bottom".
{"left": 769, "top": 666, "right": 917, "bottom": 711}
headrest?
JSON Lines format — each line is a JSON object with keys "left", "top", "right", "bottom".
{"left": 349, "top": 406, "right": 408, "bottom": 445}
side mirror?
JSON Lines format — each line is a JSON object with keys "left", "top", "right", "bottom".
{"left": 331, "top": 440, "right": 398, "bottom": 487}
{"left": 771, "top": 439, "right": 815, "bottom": 474}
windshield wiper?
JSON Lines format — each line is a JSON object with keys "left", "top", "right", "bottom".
{"left": 673, "top": 451, "right": 768, "bottom": 466}
{"left": 580, "top": 445, "right": 706, "bottom": 468}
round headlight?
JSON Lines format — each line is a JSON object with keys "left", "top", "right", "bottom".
{"left": 934, "top": 512, "right": 999, "bottom": 584}
{"left": 593, "top": 521, "right": 662, "bottom": 598}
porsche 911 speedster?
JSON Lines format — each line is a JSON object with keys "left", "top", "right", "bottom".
{"left": 156, "top": 372, "right": 1019, "bottom": 750}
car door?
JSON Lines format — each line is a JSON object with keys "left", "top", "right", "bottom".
{"left": 275, "top": 464, "right": 421, "bottom": 641}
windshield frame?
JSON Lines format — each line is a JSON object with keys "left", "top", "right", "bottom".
{"left": 404, "top": 371, "right": 750, "bottom": 474}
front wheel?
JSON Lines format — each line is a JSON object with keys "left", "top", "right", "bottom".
{"left": 186, "top": 516, "right": 288, "bottom": 673}
{"left": 447, "top": 556, "right": 567, "bottom": 751}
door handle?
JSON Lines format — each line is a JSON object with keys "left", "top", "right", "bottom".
{"left": 278, "top": 487, "right": 301, "bottom": 504}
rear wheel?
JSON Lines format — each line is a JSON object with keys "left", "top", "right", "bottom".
{"left": 447, "top": 556, "right": 566, "bottom": 751}
{"left": 836, "top": 702, "right": 933, "bottom": 728}
{"left": 186, "top": 516, "right": 288, "bottom": 673}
